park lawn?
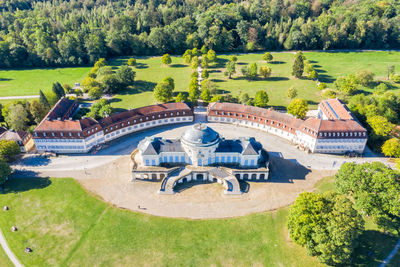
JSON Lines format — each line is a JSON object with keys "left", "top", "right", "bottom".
{"left": 0, "top": 67, "right": 90, "bottom": 97}
{"left": 208, "top": 51, "right": 400, "bottom": 109}
{"left": 0, "top": 177, "right": 398, "bottom": 266}
{"left": 0, "top": 98, "right": 38, "bottom": 107}
{"left": 208, "top": 52, "right": 320, "bottom": 109}
{"left": 0, "top": 240, "right": 13, "bottom": 267}
{"left": 0, "top": 177, "right": 324, "bottom": 267}
{"left": 108, "top": 56, "right": 192, "bottom": 111}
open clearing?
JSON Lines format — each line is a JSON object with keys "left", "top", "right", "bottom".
{"left": 1, "top": 177, "right": 399, "bottom": 266}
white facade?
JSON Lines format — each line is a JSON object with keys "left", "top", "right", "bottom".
{"left": 34, "top": 115, "right": 193, "bottom": 153}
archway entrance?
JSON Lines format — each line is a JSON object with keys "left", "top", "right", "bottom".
{"left": 196, "top": 173, "right": 204, "bottom": 181}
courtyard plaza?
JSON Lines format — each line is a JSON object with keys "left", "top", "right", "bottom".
{"left": 11, "top": 122, "right": 392, "bottom": 219}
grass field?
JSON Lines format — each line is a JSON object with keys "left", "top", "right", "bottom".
{"left": 0, "top": 177, "right": 398, "bottom": 266}
{"left": 1, "top": 51, "right": 400, "bottom": 111}
{"left": 0, "top": 67, "right": 90, "bottom": 97}
{"left": 208, "top": 51, "right": 400, "bottom": 109}
{"left": 108, "top": 56, "right": 192, "bottom": 111}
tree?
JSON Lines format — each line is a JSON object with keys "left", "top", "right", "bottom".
{"left": 153, "top": 81, "right": 173, "bottom": 103}
{"left": 101, "top": 75, "right": 124, "bottom": 94}
{"left": 161, "top": 54, "right": 172, "bottom": 65}
{"left": 317, "top": 82, "right": 327, "bottom": 90}
{"left": 97, "top": 66, "right": 114, "bottom": 77}
{"left": 162, "top": 77, "right": 175, "bottom": 91}
{"left": 253, "top": 90, "right": 269, "bottom": 107}
{"left": 200, "top": 45, "right": 207, "bottom": 54}
{"left": 387, "top": 65, "right": 395, "bottom": 80}
{"left": 286, "top": 87, "right": 298, "bottom": 99}
{"left": 52, "top": 82, "right": 65, "bottom": 99}
{"left": 0, "top": 140, "right": 21, "bottom": 162}
{"left": 201, "top": 79, "right": 217, "bottom": 94}
{"left": 308, "top": 70, "right": 318, "bottom": 79}
{"left": 207, "top": 49, "right": 216, "bottom": 63}
{"left": 211, "top": 95, "right": 223, "bottom": 102}
{"left": 201, "top": 56, "right": 208, "bottom": 67}
{"left": 390, "top": 73, "right": 400, "bottom": 83}
{"left": 239, "top": 92, "right": 253, "bottom": 105}
{"left": 175, "top": 92, "right": 188, "bottom": 102}
{"left": 115, "top": 65, "right": 135, "bottom": 86}
{"left": 191, "top": 57, "right": 198, "bottom": 69}
{"left": 367, "top": 115, "right": 394, "bottom": 137}
{"left": 87, "top": 99, "right": 113, "bottom": 119}
{"left": 188, "top": 83, "right": 199, "bottom": 102}
{"left": 262, "top": 52, "right": 273, "bottom": 62}
{"left": 88, "top": 87, "right": 103, "bottom": 100}
{"left": 200, "top": 88, "right": 211, "bottom": 102}
{"left": 183, "top": 49, "right": 192, "bottom": 64}
{"left": 201, "top": 69, "right": 209, "bottom": 79}
{"left": 229, "top": 55, "right": 238, "bottom": 62}
{"left": 382, "top": 138, "right": 400, "bottom": 158}
{"left": 63, "top": 84, "right": 72, "bottom": 94}
{"left": 39, "top": 90, "right": 50, "bottom": 110}
{"left": 5, "top": 104, "right": 28, "bottom": 131}
{"left": 355, "top": 70, "right": 375, "bottom": 87}
{"left": 94, "top": 58, "right": 107, "bottom": 69}
{"left": 259, "top": 66, "right": 271, "bottom": 79}
{"left": 287, "top": 192, "right": 364, "bottom": 265}
{"left": 248, "top": 63, "right": 258, "bottom": 79}
{"left": 127, "top": 58, "right": 136, "bottom": 66}
{"left": 30, "top": 100, "right": 47, "bottom": 124}
{"left": 335, "top": 162, "right": 400, "bottom": 232}
{"left": 287, "top": 99, "right": 308, "bottom": 119}
{"left": 334, "top": 75, "right": 357, "bottom": 95}
{"left": 191, "top": 48, "right": 199, "bottom": 57}
{"left": 224, "top": 61, "right": 236, "bottom": 79}
{"left": 0, "top": 160, "right": 11, "bottom": 186}
{"left": 81, "top": 77, "right": 101, "bottom": 93}
{"left": 292, "top": 53, "right": 304, "bottom": 78}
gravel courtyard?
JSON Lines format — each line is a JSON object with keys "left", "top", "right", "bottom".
{"left": 12, "top": 122, "right": 390, "bottom": 219}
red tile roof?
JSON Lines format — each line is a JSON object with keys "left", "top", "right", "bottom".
{"left": 319, "top": 99, "right": 354, "bottom": 120}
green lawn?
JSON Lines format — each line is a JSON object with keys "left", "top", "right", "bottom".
{"left": 1, "top": 51, "right": 400, "bottom": 111}
{"left": 0, "top": 67, "right": 90, "bottom": 97}
{"left": 0, "top": 177, "right": 398, "bottom": 266}
{"left": 0, "top": 240, "right": 13, "bottom": 267}
{"left": 108, "top": 56, "right": 192, "bottom": 111}
{"left": 208, "top": 51, "right": 400, "bottom": 109}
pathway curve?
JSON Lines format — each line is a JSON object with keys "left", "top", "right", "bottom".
{"left": 0, "top": 228, "right": 23, "bottom": 267}
{"left": 379, "top": 237, "right": 400, "bottom": 267}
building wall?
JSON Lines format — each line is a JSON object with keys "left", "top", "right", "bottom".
{"left": 208, "top": 115, "right": 367, "bottom": 155}
{"left": 35, "top": 115, "right": 193, "bottom": 153}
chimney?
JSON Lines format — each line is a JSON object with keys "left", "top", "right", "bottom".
{"left": 57, "top": 117, "right": 61, "bottom": 120}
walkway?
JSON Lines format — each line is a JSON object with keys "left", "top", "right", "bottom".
{"left": 0, "top": 228, "right": 23, "bottom": 267}
{"left": 379, "top": 238, "right": 400, "bottom": 267}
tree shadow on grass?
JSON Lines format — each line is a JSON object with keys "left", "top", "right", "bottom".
{"left": 317, "top": 74, "right": 335, "bottom": 83}
{"left": 307, "top": 100, "right": 319, "bottom": 106}
{"left": 269, "top": 61, "right": 285, "bottom": 64}
{"left": 135, "top": 63, "right": 149, "bottom": 69}
{"left": 0, "top": 78, "right": 12, "bottom": 81}
{"left": 2, "top": 177, "right": 51, "bottom": 194}
{"left": 268, "top": 76, "right": 290, "bottom": 81}
{"left": 353, "top": 230, "right": 399, "bottom": 266}
{"left": 208, "top": 69, "right": 221, "bottom": 73}
{"left": 211, "top": 78, "right": 227, "bottom": 83}
{"left": 170, "top": 64, "right": 186, "bottom": 68}
{"left": 121, "top": 80, "right": 156, "bottom": 94}
{"left": 209, "top": 58, "right": 229, "bottom": 69}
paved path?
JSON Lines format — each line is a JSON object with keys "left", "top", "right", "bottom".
{"left": 379, "top": 238, "right": 400, "bottom": 267}
{"left": 0, "top": 228, "right": 23, "bottom": 267}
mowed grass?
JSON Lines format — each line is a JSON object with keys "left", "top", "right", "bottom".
{"left": 208, "top": 51, "right": 400, "bottom": 109}
{"left": 108, "top": 56, "right": 192, "bottom": 111}
{"left": 1, "top": 177, "right": 399, "bottom": 266}
{"left": 0, "top": 178, "right": 324, "bottom": 267}
{"left": 0, "top": 67, "right": 90, "bottom": 97}
{"left": 0, "top": 241, "right": 13, "bottom": 267}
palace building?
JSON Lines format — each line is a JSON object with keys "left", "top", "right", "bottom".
{"left": 133, "top": 124, "right": 268, "bottom": 195}
{"left": 33, "top": 98, "right": 193, "bottom": 153}
{"left": 207, "top": 98, "right": 367, "bottom": 154}
{"left": 138, "top": 123, "right": 263, "bottom": 167}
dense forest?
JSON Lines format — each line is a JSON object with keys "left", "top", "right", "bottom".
{"left": 0, "top": 0, "right": 400, "bottom": 68}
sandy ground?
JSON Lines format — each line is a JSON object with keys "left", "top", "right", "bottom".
{"left": 30, "top": 155, "right": 335, "bottom": 219}
{"left": 12, "top": 122, "right": 390, "bottom": 219}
